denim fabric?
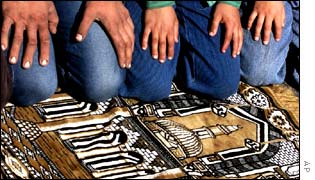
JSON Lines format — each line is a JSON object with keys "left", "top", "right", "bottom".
{"left": 240, "top": 1, "right": 293, "bottom": 86}
{"left": 287, "top": 1, "right": 300, "bottom": 90}
{"left": 53, "top": 1, "right": 125, "bottom": 103}
{"left": 120, "top": 1, "right": 180, "bottom": 102}
{"left": 8, "top": 1, "right": 181, "bottom": 105}
{"left": 289, "top": 1, "right": 300, "bottom": 49}
{"left": 9, "top": 37, "right": 58, "bottom": 106}
{"left": 174, "top": 1, "right": 240, "bottom": 99}
{"left": 8, "top": 1, "right": 125, "bottom": 105}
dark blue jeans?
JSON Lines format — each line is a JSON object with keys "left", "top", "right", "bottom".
{"left": 123, "top": 1, "right": 239, "bottom": 101}
{"left": 174, "top": 1, "right": 240, "bottom": 99}
{"left": 120, "top": 1, "right": 180, "bottom": 102}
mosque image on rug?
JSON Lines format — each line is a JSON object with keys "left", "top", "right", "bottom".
{"left": 1, "top": 82, "right": 299, "bottom": 179}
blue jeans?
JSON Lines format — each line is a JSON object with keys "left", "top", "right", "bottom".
{"left": 240, "top": 1, "right": 294, "bottom": 86}
{"left": 174, "top": 1, "right": 240, "bottom": 99}
{"left": 9, "top": 37, "right": 58, "bottom": 106}
{"left": 286, "top": 1, "right": 299, "bottom": 90}
{"left": 120, "top": 1, "right": 180, "bottom": 102}
{"left": 8, "top": 1, "right": 179, "bottom": 106}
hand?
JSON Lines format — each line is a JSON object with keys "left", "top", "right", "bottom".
{"left": 247, "top": 1, "right": 285, "bottom": 45}
{"left": 209, "top": 3, "right": 243, "bottom": 58}
{"left": 1, "top": 1, "right": 58, "bottom": 68}
{"left": 142, "top": 6, "right": 179, "bottom": 63}
{"left": 76, "top": 1, "right": 134, "bottom": 69}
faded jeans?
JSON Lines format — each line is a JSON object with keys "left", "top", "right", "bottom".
{"left": 8, "top": 1, "right": 180, "bottom": 106}
{"left": 240, "top": 1, "right": 294, "bottom": 86}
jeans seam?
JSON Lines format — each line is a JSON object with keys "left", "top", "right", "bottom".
{"left": 179, "top": 9, "right": 196, "bottom": 82}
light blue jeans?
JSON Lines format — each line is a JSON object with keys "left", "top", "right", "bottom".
{"left": 8, "top": 1, "right": 179, "bottom": 106}
{"left": 240, "top": 1, "right": 294, "bottom": 86}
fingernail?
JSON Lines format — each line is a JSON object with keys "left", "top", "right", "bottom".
{"left": 153, "top": 55, "right": 158, "bottom": 59}
{"left": 237, "top": 51, "right": 240, "bottom": 55}
{"left": 24, "top": 61, "right": 30, "bottom": 69}
{"left": 168, "top": 56, "right": 173, "bottom": 60}
{"left": 76, "top": 34, "right": 83, "bottom": 41}
{"left": 41, "top": 59, "right": 48, "bottom": 66}
{"left": 160, "top": 59, "right": 165, "bottom": 63}
{"left": 209, "top": 32, "right": 214, "bottom": 36}
{"left": 9, "top": 57, "right": 17, "bottom": 64}
{"left": 142, "top": 46, "right": 147, "bottom": 50}
{"left": 233, "top": 54, "right": 237, "bottom": 58}
{"left": 52, "top": 27, "right": 57, "bottom": 34}
{"left": 276, "top": 38, "right": 280, "bottom": 42}
{"left": 263, "top": 41, "right": 269, "bottom": 45}
{"left": 127, "top": 64, "right": 131, "bottom": 69}
{"left": 1, "top": 44, "right": 5, "bottom": 51}
{"left": 122, "top": 64, "right": 126, "bottom": 68}
{"left": 222, "top": 49, "right": 226, "bottom": 53}
{"left": 175, "top": 37, "right": 179, "bottom": 43}
{"left": 254, "top": 37, "right": 259, "bottom": 41}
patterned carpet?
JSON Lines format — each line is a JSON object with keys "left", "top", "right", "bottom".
{"left": 1, "top": 81, "right": 299, "bottom": 179}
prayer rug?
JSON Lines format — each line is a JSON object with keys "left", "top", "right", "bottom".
{"left": 0, "top": 82, "right": 299, "bottom": 179}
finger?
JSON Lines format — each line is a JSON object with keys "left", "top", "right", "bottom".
{"left": 174, "top": 20, "right": 179, "bottom": 43}
{"left": 22, "top": 25, "right": 38, "bottom": 69}
{"left": 1, "top": 17, "right": 13, "bottom": 51}
{"left": 76, "top": 11, "right": 95, "bottom": 42}
{"left": 274, "top": 16, "right": 283, "bottom": 41}
{"left": 123, "top": 20, "right": 134, "bottom": 69}
{"left": 48, "top": 3, "right": 59, "bottom": 34}
{"left": 262, "top": 16, "right": 272, "bottom": 45}
{"left": 237, "top": 27, "right": 243, "bottom": 55}
{"left": 167, "top": 33, "right": 175, "bottom": 60}
{"left": 9, "top": 23, "right": 25, "bottom": 65}
{"left": 221, "top": 24, "right": 233, "bottom": 54}
{"left": 38, "top": 24, "right": 50, "bottom": 66}
{"left": 158, "top": 33, "right": 167, "bottom": 63}
{"left": 126, "top": 16, "right": 135, "bottom": 53}
{"left": 126, "top": 16, "right": 135, "bottom": 32}
{"left": 112, "top": 34, "right": 126, "bottom": 68}
{"left": 254, "top": 14, "right": 265, "bottom": 41}
{"left": 151, "top": 29, "right": 159, "bottom": 60}
{"left": 112, "top": 20, "right": 129, "bottom": 68}
{"left": 282, "top": 5, "right": 286, "bottom": 27}
{"left": 247, "top": 11, "right": 258, "bottom": 30}
{"left": 142, "top": 26, "right": 151, "bottom": 50}
{"left": 209, "top": 15, "right": 221, "bottom": 36}
{"left": 231, "top": 31, "right": 239, "bottom": 58}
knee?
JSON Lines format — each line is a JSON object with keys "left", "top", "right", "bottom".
{"left": 131, "top": 81, "right": 172, "bottom": 102}
{"left": 211, "top": 79, "right": 239, "bottom": 99}
{"left": 241, "top": 70, "right": 285, "bottom": 86}
{"left": 12, "top": 77, "right": 57, "bottom": 106}
{"left": 186, "top": 71, "right": 240, "bottom": 100}
{"left": 205, "top": 79, "right": 239, "bottom": 100}
{"left": 241, "top": 47, "right": 288, "bottom": 86}
{"left": 79, "top": 74, "right": 124, "bottom": 103}
{"left": 138, "top": 87, "right": 171, "bottom": 102}
{"left": 241, "top": 74, "right": 266, "bottom": 86}
{"left": 241, "top": 56, "right": 286, "bottom": 86}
